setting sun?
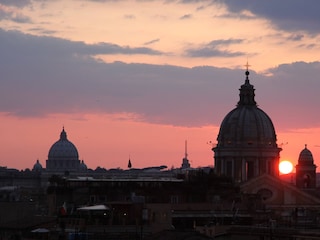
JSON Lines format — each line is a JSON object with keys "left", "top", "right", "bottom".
{"left": 279, "top": 160, "right": 294, "bottom": 174}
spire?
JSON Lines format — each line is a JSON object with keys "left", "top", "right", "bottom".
{"left": 184, "top": 140, "right": 188, "bottom": 159}
{"left": 128, "top": 155, "right": 132, "bottom": 169}
{"left": 245, "top": 61, "right": 250, "bottom": 84}
{"left": 60, "top": 127, "right": 67, "bottom": 140}
{"left": 181, "top": 140, "right": 191, "bottom": 169}
{"left": 237, "top": 63, "right": 257, "bottom": 107}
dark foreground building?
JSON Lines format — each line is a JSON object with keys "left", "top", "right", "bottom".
{"left": 47, "top": 170, "right": 244, "bottom": 239}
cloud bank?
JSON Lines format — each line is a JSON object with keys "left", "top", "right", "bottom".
{"left": 218, "top": 0, "right": 320, "bottom": 33}
{"left": 1, "top": 29, "right": 320, "bottom": 131}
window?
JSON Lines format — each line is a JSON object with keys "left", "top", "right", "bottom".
{"left": 171, "top": 195, "right": 179, "bottom": 204}
{"left": 246, "top": 161, "right": 254, "bottom": 180}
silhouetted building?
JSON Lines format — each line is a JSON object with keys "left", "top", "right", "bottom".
{"left": 213, "top": 69, "right": 282, "bottom": 183}
{"left": 46, "top": 127, "right": 81, "bottom": 173}
{"left": 32, "top": 159, "right": 43, "bottom": 172}
{"left": 181, "top": 140, "right": 191, "bottom": 169}
{"left": 296, "top": 145, "right": 317, "bottom": 189}
{"left": 46, "top": 170, "right": 243, "bottom": 236}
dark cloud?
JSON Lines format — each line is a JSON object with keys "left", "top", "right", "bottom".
{"left": 0, "top": 0, "right": 31, "bottom": 7}
{"left": 209, "top": 39, "right": 244, "bottom": 46}
{"left": 144, "top": 38, "right": 160, "bottom": 45}
{"left": 218, "top": 0, "right": 320, "bottom": 33}
{"left": 0, "top": 6, "right": 32, "bottom": 23}
{"left": 10, "top": 13, "right": 31, "bottom": 23}
{"left": 90, "top": 42, "right": 163, "bottom": 55}
{"left": 180, "top": 14, "right": 192, "bottom": 20}
{"left": 255, "top": 61, "right": 320, "bottom": 130}
{"left": 124, "top": 14, "right": 135, "bottom": 19}
{"left": 287, "top": 34, "right": 304, "bottom": 41}
{"left": 82, "top": 0, "right": 123, "bottom": 2}
{"left": 185, "top": 38, "right": 246, "bottom": 57}
{"left": 28, "top": 27, "right": 58, "bottom": 35}
{"left": 297, "top": 43, "right": 317, "bottom": 49}
{"left": 0, "top": 29, "right": 320, "bottom": 131}
{"left": 0, "top": 30, "right": 162, "bottom": 59}
{"left": 196, "top": 5, "right": 206, "bottom": 11}
{"left": 186, "top": 47, "right": 244, "bottom": 58}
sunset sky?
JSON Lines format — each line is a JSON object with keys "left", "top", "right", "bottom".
{"left": 1, "top": 0, "right": 320, "bottom": 171}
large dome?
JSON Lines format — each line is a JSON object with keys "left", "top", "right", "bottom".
{"left": 46, "top": 128, "right": 80, "bottom": 172}
{"left": 217, "top": 71, "right": 277, "bottom": 148}
{"left": 213, "top": 69, "right": 281, "bottom": 182}
{"left": 217, "top": 104, "right": 277, "bottom": 148}
{"left": 48, "top": 128, "right": 79, "bottom": 159}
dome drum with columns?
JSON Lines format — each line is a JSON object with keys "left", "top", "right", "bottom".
{"left": 213, "top": 69, "right": 282, "bottom": 183}
{"left": 46, "top": 128, "right": 81, "bottom": 172}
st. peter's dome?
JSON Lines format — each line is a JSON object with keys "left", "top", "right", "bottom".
{"left": 46, "top": 128, "right": 80, "bottom": 172}
{"left": 48, "top": 128, "right": 79, "bottom": 159}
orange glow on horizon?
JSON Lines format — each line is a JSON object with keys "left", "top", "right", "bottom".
{"left": 0, "top": 113, "right": 216, "bottom": 170}
{"left": 1, "top": 112, "right": 320, "bottom": 172}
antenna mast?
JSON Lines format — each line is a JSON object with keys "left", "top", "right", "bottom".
{"left": 185, "top": 140, "right": 188, "bottom": 159}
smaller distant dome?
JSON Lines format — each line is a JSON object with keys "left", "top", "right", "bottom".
{"left": 298, "top": 145, "right": 314, "bottom": 164}
{"left": 80, "top": 160, "right": 87, "bottom": 171}
{"left": 32, "top": 160, "right": 43, "bottom": 172}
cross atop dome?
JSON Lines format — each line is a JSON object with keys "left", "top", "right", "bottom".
{"left": 237, "top": 65, "right": 256, "bottom": 107}
{"left": 60, "top": 127, "right": 67, "bottom": 140}
{"left": 244, "top": 61, "right": 251, "bottom": 71}
{"left": 244, "top": 61, "right": 251, "bottom": 82}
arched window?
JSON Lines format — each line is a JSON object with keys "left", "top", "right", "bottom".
{"left": 303, "top": 174, "right": 311, "bottom": 188}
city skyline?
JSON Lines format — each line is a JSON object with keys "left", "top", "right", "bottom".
{"left": 1, "top": 1, "right": 320, "bottom": 170}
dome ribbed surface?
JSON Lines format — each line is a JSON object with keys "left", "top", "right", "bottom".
{"left": 80, "top": 160, "right": 88, "bottom": 171}
{"left": 213, "top": 69, "right": 281, "bottom": 181}
{"left": 217, "top": 106, "right": 277, "bottom": 148}
{"left": 48, "top": 128, "right": 79, "bottom": 159}
{"left": 298, "top": 146, "right": 314, "bottom": 163}
{"left": 216, "top": 70, "right": 277, "bottom": 148}
{"left": 32, "top": 160, "right": 43, "bottom": 171}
